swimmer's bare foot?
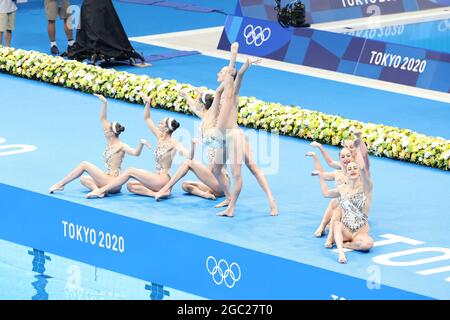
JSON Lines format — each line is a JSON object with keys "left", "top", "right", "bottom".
{"left": 315, "top": 224, "right": 325, "bottom": 237}
{"left": 325, "top": 232, "right": 334, "bottom": 248}
{"left": 270, "top": 200, "right": 279, "bottom": 216}
{"left": 324, "top": 240, "right": 334, "bottom": 248}
{"left": 217, "top": 207, "right": 234, "bottom": 218}
{"left": 214, "top": 198, "right": 230, "bottom": 208}
{"left": 86, "top": 189, "right": 106, "bottom": 199}
{"left": 49, "top": 183, "right": 64, "bottom": 194}
{"left": 338, "top": 251, "right": 347, "bottom": 264}
{"left": 305, "top": 151, "right": 316, "bottom": 157}
{"left": 154, "top": 189, "right": 171, "bottom": 201}
{"left": 204, "top": 192, "right": 216, "bottom": 200}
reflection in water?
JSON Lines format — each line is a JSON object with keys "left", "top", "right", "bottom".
{"left": 145, "top": 283, "right": 170, "bottom": 300}
{"left": 31, "top": 275, "right": 52, "bottom": 300}
{"left": 28, "top": 249, "right": 53, "bottom": 300}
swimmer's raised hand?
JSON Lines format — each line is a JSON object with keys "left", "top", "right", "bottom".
{"left": 248, "top": 57, "right": 262, "bottom": 66}
{"left": 139, "top": 92, "right": 150, "bottom": 103}
{"left": 140, "top": 139, "right": 152, "bottom": 149}
{"left": 94, "top": 93, "right": 107, "bottom": 103}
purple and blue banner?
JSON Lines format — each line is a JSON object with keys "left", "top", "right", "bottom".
{"left": 235, "top": 0, "right": 450, "bottom": 25}
{"left": 218, "top": 15, "right": 450, "bottom": 93}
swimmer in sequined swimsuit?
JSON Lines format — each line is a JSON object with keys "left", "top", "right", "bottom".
{"left": 49, "top": 94, "right": 149, "bottom": 195}
{"left": 158, "top": 45, "right": 278, "bottom": 216}
{"left": 153, "top": 89, "right": 232, "bottom": 205}
{"left": 211, "top": 42, "right": 278, "bottom": 218}
{"left": 313, "top": 161, "right": 374, "bottom": 264}
{"left": 307, "top": 129, "right": 371, "bottom": 244}
{"left": 86, "top": 92, "right": 190, "bottom": 199}
{"left": 306, "top": 147, "right": 353, "bottom": 240}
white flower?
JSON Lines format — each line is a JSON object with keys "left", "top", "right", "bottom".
{"left": 443, "top": 150, "right": 450, "bottom": 160}
{"left": 158, "top": 82, "right": 169, "bottom": 89}
{"left": 401, "top": 138, "right": 409, "bottom": 148}
{"left": 147, "top": 83, "right": 156, "bottom": 92}
{"left": 338, "top": 122, "right": 349, "bottom": 130}
{"left": 85, "top": 74, "right": 95, "bottom": 82}
{"left": 318, "top": 119, "right": 324, "bottom": 129}
{"left": 375, "top": 137, "right": 384, "bottom": 146}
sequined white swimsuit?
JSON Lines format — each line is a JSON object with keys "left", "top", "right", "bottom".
{"left": 154, "top": 143, "right": 172, "bottom": 175}
{"left": 339, "top": 190, "right": 368, "bottom": 233}
{"left": 202, "top": 134, "right": 225, "bottom": 149}
{"left": 103, "top": 145, "right": 122, "bottom": 177}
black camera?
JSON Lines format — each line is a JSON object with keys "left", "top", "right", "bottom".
{"left": 274, "top": 0, "right": 310, "bottom": 29}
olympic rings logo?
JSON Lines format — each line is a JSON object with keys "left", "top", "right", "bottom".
{"left": 438, "top": 19, "right": 450, "bottom": 32}
{"left": 206, "top": 256, "right": 241, "bottom": 288}
{"left": 243, "top": 24, "right": 271, "bottom": 47}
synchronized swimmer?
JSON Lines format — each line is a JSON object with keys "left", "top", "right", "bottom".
{"left": 85, "top": 92, "right": 190, "bottom": 199}
{"left": 154, "top": 43, "right": 278, "bottom": 217}
{"left": 308, "top": 130, "right": 374, "bottom": 263}
{"left": 204, "top": 43, "right": 278, "bottom": 217}
{"left": 49, "top": 43, "right": 375, "bottom": 264}
{"left": 49, "top": 94, "right": 151, "bottom": 195}
{"left": 153, "top": 88, "right": 232, "bottom": 208}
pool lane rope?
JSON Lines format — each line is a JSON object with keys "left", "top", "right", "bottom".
{"left": 0, "top": 46, "right": 449, "bottom": 171}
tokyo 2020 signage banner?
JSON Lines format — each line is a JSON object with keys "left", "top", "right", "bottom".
{"left": 218, "top": 15, "right": 450, "bottom": 93}
{"left": 235, "top": 0, "right": 450, "bottom": 25}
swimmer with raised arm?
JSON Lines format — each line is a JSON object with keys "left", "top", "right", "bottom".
{"left": 313, "top": 161, "right": 374, "bottom": 264}
{"left": 306, "top": 147, "right": 354, "bottom": 239}
{"left": 311, "top": 128, "right": 371, "bottom": 176}
{"left": 209, "top": 43, "right": 278, "bottom": 217}
{"left": 86, "top": 93, "right": 190, "bottom": 199}
{"left": 153, "top": 88, "right": 232, "bottom": 206}
{"left": 49, "top": 94, "right": 149, "bottom": 195}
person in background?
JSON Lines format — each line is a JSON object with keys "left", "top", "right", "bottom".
{"left": 45, "top": 0, "right": 74, "bottom": 54}
{"left": 0, "top": 0, "right": 17, "bottom": 47}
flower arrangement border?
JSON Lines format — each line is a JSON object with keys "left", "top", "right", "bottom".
{"left": 1, "top": 46, "right": 449, "bottom": 170}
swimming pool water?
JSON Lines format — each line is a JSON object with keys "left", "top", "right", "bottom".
{"left": 344, "top": 19, "right": 450, "bottom": 53}
{"left": 0, "top": 239, "right": 204, "bottom": 300}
